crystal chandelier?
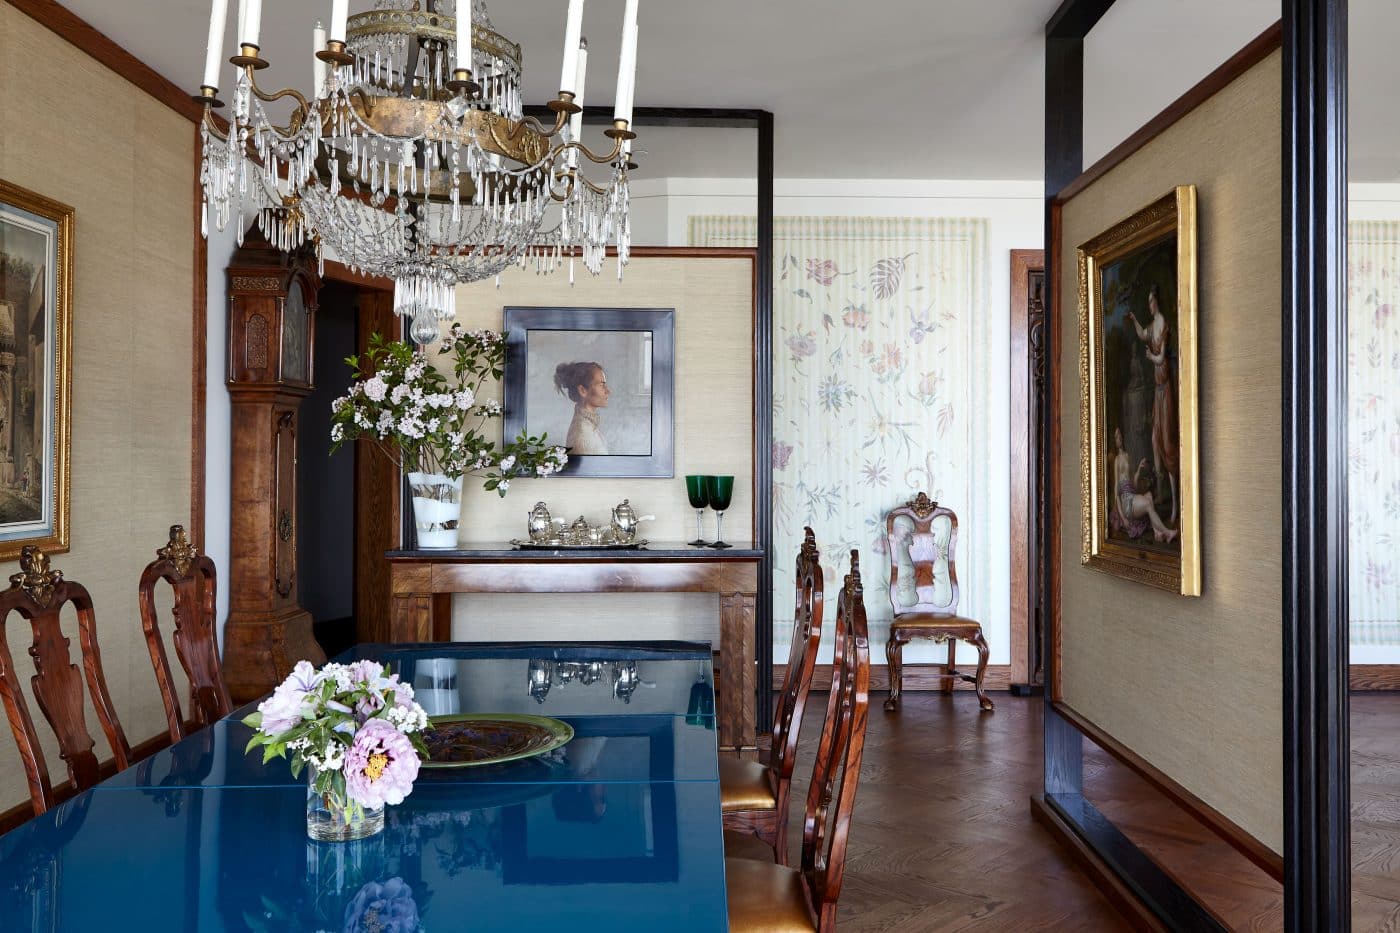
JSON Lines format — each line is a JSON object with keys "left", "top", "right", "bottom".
{"left": 195, "top": 0, "right": 639, "bottom": 343}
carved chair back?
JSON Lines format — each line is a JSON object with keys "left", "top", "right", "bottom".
{"left": 768, "top": 527, "right": 823, "bottom": 790}
{"left": 140, "top": 525, "right": 230, "bottom": 742}
{"left": 800, "top": 550, "right": 871, "bottom": 932}
{"left": 0, "top": 547, "right": 131, "bottom": 816}
{"left": 885, "top": 492, "right": 961, "bottom": 617}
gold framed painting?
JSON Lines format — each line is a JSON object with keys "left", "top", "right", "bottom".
{"left": 0, "top": 180, "right": 73, "bottom": 561}
{"left": 1078, "top": 186, "right": 1199, "bottom": 595}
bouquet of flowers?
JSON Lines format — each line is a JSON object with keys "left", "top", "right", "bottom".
{"left": 243, "top": 660, "right": 431, "bottom": 826}
{"left": 330, "top": 324, "right": 567, "bottom": 496}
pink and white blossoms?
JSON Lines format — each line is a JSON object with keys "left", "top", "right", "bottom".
{"left": 243, "top": 659, "right": 431, "bottom": 814}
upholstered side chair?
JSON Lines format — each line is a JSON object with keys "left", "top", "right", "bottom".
{"left": 883, "top": 492, "right": 994, "bottom": 712}
{"left": 140, "top": 524, "right": 231, "bottom": 742}
{"left": 724, "top": 549, "right": 871, "bottom": 932}
{"left": 0, "top": 546, "right": 131, "bottom": 816}
{"left": 721, "top": 526, "right": 824, "bottom": 865}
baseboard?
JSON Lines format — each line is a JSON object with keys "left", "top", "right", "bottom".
{"left": 1031, "top": 795, "right": 1176, "bottom": 933}
{"left": 1053, "top": 701, "right": 1284, "bottom": 881}
{"left": 1350, "top": 665, "right": 1400, "bottom": 690}
{"left": 774, "top": 662, "right": 1012, "bottom": 692}
{"left": 0, "top": 729, "right": 174, "bottom": 836}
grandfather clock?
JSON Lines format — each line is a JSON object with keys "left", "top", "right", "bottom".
{"left": 222, "top": 233, "right": 325, "bottom": 702}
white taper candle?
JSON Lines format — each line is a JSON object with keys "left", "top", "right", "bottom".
{"left": 238, "top": 0, "right": 262, "bottom": 47}
{"left": 455, "top": 0, "right": 472, "bottom": 72}
{"left": 558, "top": 0, "right": 585, "bottom": 95}
{"left": 568, "top": 39, "right": 588, "bottom": 167}
{"left": 202, "top": 0, "right": 229, "bottom": 89}
{"left": 313, "top": 20, "right": 328, "bottom": 95}
{"left": 330, "top": 0, "right": 349, "bottom": 42}
{"left": 613, "top": 0, "right": 638, "bottom": 124}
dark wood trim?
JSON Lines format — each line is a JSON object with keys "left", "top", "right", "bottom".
{"left": 1040, "top": 793, "right": 1229, "bottom": 930}
{"left": 1046, "top": 205, "right": 1064, "bottom": 705}
{"left": 1009, "top": 250, "right": 1044, "bottom": 687}
{"left": 775, "top": 663, "right": 1011, "bottom": 693}
{"left": 1350, "top": 665, "right": 1400, "bottom": 691}
{"left": 755, "top": 110, "right": 775, "bottom": 734}
{"left": 3, "top": 0, "right": 205, "bottom": 124}
{"left": 321, "top": 260, "right": 392, "bottom": 291}
{"left": 1045, "top": 0, "right": 1115, "bottom": 40}
{"left": 1054, "top": 701, "right": 1284, "bottom": 880}
{"left": 190, "top": 128, "right": 207, "bottom": 548}
{"left": 1282, "top": 2, "right": 1351, "bottom": 929}
{"left": 1031, "top": 795, "right": 1170, "bottom": 932}
{"left": 1057, "top": 23, "right": 1282, "bottom": 204}
{"left": 0, "top": 729, "right": 173, "bottom": 835}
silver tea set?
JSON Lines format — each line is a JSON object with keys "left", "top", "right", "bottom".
{"left": 512, "top": 499, "right": 655, "bottom": 549}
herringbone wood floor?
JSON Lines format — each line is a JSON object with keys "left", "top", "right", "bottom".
{"left": 776, "top": 691, "right": 1400, "bottom": 931}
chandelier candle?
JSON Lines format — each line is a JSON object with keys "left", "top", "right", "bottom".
{"left": 313, "top": 21, "right": 327, "bottom": 97}
{"left": 568, "top": 39, "right": 588, "bottom": 170}
{"left": 202, "top": 0, "right": 228, "bottom": 92}
{"left": 330, "top": 0, "right": 349, "bottom": 43}
{"left": 455, "top": 0, "right": 472, "bottom": 75}
{"left": 237, "top": 0, "right": 261, "bottom": 50}
{"left": 614, "top": 0, "right": 638, "bottom": 126}
{"left": 559, "top": 0, "right": 585, "bottom": 96}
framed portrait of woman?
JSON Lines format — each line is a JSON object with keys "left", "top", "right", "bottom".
{"left": 0, "top": 180, "right": 73, "bottom": 560}
{"left": 503, "top": 307, "right": 674, "bottom": 478}
{"left": 1077, "top": 186, "right": 1200, "bottom": 595}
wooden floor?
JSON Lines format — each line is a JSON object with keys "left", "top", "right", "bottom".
{"left": 775, "top": 690, "right": 1400, "bottom": 931}
{"left": 782, "top": 692, "right": 1133, "bottom": 931}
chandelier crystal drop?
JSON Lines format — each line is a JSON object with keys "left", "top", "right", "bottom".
{"left": 195, "top": 0, "right": 640, "bottom": 342}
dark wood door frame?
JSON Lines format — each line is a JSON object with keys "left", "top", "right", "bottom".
{"left": 1009, "top": 249, "right": 1045, "bottom": 694}
{"left": 319, "top": 262, "right": 399, "bottom": 646}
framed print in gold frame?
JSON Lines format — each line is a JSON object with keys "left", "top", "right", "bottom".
{"left": 1078, "top": 186, "right": 1199, "bottom": 595}
{"left": 0, "top": 180, "right": 73, "bottom": 561}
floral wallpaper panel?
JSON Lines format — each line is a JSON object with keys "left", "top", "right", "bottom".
{"left": 1348, "top": 222, "right": 1400, "bottom": 647}
{"left": 690, "top": 216, "right": 990, "bottom": 662}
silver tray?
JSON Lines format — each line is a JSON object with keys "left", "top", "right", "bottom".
{"left": 510, "top": 539, "right": 649, "bottom": 550}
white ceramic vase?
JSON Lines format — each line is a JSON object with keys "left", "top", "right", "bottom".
{"left": 407, "top": 472, "right": 463, "bottom": 549}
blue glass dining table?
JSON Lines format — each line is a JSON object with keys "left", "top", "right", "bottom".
{"left": 0, "top": 642, "right": 730, "bottom": 931}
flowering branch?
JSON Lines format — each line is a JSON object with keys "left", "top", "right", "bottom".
{"left": 330, "top": 324, "right": 567, "bottom": 496}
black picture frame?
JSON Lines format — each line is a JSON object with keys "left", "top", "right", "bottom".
{"left": 503, "top": 306, "right": 675, "bottom": 478}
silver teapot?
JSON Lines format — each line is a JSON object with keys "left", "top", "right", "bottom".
{"left": 610, "top": 499, "right": 654, "bottom": 543}
{"left": 526, "top": 502, "right": 553, "bottom": 542}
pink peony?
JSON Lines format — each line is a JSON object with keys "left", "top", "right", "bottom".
{"left": 344, "top": 719, "right": 421, "bottom": 809}
{"left": 256, "top": 660, "right": 321, "bottom": 735}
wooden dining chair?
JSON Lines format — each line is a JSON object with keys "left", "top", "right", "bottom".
{"left": 721, "top": 526, "right": 824, "bottom": 865}
{"left": 0, "top": 546, "right": 131, "bottom": 817}
{"left": 725, "top": 549, "right": 871, "bottom": 932}
{"left": 883, "top": 492, "right": 994, "bottom": 712}
{"left": 140, "top": 524, "right": 231, "bottom": 742}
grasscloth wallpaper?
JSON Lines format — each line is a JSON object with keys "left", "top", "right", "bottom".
{"left": 440, "top": 254, "right": 753, "bottom": 644}
{"left": 1058, "top": 51, "right": 1283, "bottom": 852}
{"left": 0, "top": 6, "right": 195, "bottom": 811}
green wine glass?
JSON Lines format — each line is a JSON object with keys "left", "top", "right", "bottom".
{"left": 684, "top": 475, "right": 709, "bottom": 546}
{"left": 705, "top": 475, "right": 734, "bottom": 549}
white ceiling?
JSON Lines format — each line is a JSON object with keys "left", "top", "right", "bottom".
{"left": 50, "top": 1, "right": 1400, "bottom": 182}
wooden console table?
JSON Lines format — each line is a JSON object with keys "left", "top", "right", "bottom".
{"left": 385, "top": 543, "right": 764, "bottom": 756}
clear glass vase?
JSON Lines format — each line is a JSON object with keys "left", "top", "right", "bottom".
{"left": 306, "top": 766, "right": 384, "bottom": 842}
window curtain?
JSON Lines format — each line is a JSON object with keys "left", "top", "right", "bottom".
{"left": 1348, "top": 221, "right": 1400, "bottom": 647}
{"left": 689, "top": 216, "right": 991, "bottom": 661}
